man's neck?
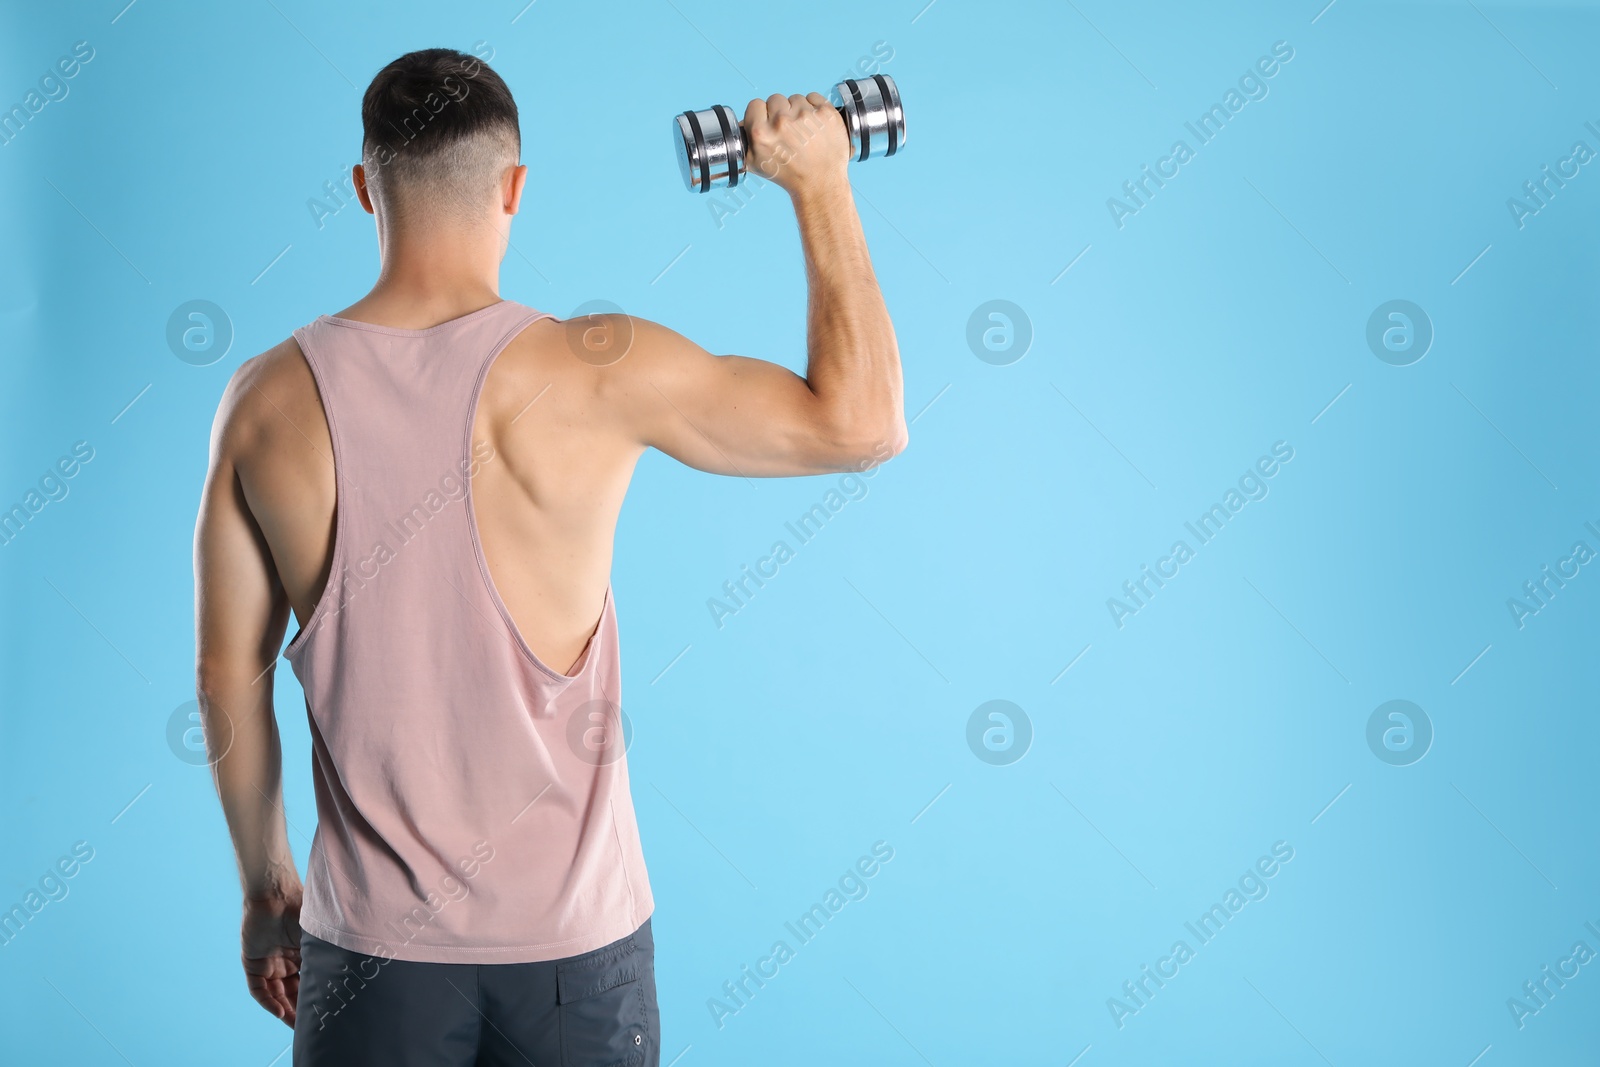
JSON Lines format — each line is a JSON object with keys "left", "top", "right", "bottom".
{"left": 336, "top": 217, "right": 507, "bottom": 329}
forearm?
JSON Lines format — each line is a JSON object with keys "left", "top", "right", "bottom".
{"left": 199, "top": 677, "right": 300, "bottom": 902}
{"left": 791, "top": 180, "right": 905, "bottom": 454}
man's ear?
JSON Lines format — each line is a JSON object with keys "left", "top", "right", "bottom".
{"left": 353, "top": 164, "right": 376, "bottom": 215}
{"left": 504, "top": 164, "right": 528, "bottom": 216}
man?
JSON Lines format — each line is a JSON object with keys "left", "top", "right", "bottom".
{"left": 193, "top": 47, "right": 905, "bottom": 1065}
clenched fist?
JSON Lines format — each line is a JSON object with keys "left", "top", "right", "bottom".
{"left": 742, "top": 93, "right": 850, "bottom": 197}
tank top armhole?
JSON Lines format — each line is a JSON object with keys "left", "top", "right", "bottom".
{"left": 462, "top": 307, "right": 602, "bottom": 682}
{"left": 283, "top": 325, "right": 347, "bottom": 662}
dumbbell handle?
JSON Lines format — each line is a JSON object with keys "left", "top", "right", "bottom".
{"left": 674, "top": 75, "right": 904, "bottom": 194}
{"left": 732, "top": 100, "right": 850, "bottom": 154}
{"left": 719, "top": 100, "right": 852, "bottom": 174}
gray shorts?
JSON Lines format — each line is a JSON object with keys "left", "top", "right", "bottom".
{"left": 293, "top": 918, "right": 659, "bottom": 1067}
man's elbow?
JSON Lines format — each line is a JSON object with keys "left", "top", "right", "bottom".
{"left": 194, "top": 670, "right": 230, "bottom": 716}
{"left": 194, "top": 655, "right": 262, "bottom": 706}
{"left": 869, "top": 419, "right": 910, "bottom": 463}
{"left": 884, "top": 420, "right": 910, "bottom": 458}
{"left": 824, "top": 418, "right": 908, "bottom": 473}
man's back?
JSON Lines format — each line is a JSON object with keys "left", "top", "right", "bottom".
{"left": 229, "top": 305, "right": 639, "bottom": 675}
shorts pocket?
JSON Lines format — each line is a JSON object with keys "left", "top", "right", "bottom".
{"left": 557, "top": 935, "right": 647, "bottom": 1067}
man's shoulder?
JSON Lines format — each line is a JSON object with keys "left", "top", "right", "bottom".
{"left": 223, "top": 336, "right": 312, "bottom": 405}
{"left": 493, "top": 310, "right": 672, "bottom": 383}
{"left": 478, "top": 311, "right": 683, "bottom": 439}
{"left": 211, "top": 337, "right": 318, "bottom": 451}
{"left": 500, "top": 309, "right": 684, "bottom": 362}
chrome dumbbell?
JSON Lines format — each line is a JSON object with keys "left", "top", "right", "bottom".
{"left": 672, "top": 75, "right": 905, "bottom": 193}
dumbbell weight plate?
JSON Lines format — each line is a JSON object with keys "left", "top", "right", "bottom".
{"left": 674, "top": 104, "right": 745, "bottom": 194}
{"left": 836, "top": 74, "right": 905, "bottom": 164}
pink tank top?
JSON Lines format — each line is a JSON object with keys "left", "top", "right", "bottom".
{"left": 282, "top": 299, "right": 653, "bottom": 964}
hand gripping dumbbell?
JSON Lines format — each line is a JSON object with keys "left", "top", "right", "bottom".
{"left": 673, "top": 75, "right": 905, "bottom": 193}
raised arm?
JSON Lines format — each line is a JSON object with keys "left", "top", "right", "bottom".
{"left": 601, "top": 92, "right": 907, "bottom": 477}
{"left": 193, "top": 361, "right": 302, "bottom": 1028}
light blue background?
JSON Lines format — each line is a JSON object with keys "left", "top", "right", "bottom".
{"left": 3, "top": 1, "right": 1598, "bottom": 1064}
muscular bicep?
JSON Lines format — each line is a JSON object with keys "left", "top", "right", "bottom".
{"left": 606, "top": 318, "right": 877, "bottom": 477}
